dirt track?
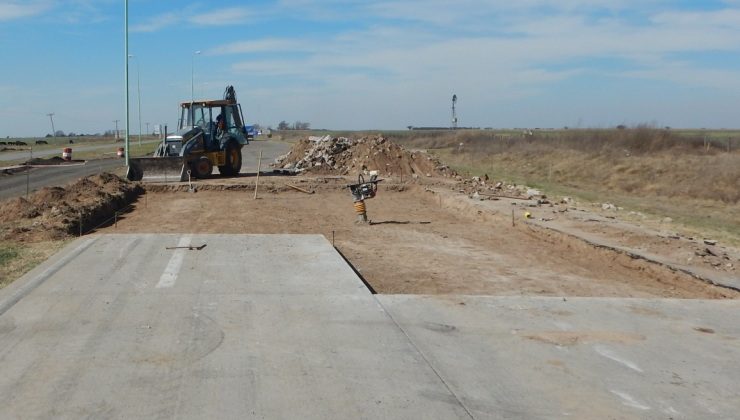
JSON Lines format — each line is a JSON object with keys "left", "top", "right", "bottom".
{"left": 105, "top": 177, "right": 738, "bottom": 299}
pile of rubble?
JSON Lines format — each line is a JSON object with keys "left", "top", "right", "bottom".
{"left": 273, "top": 135, "right": 457, "bottom": 178}
{"left": 690, "top": 240, "right": 736, "bottom": 272}
{"left": 455, "top": 174, "right": 547, "bottom": 201}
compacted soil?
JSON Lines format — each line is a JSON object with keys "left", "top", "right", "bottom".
{"left": 106, "top": 177, "right": 738, "bottom": 299}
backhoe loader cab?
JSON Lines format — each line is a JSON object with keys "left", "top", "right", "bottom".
{"left": 127, "top": 85, "right": 250, "bottom": 182}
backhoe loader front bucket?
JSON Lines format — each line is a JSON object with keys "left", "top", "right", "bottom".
{"left": 126, "top": 157, "right": 188, "bottom": 183}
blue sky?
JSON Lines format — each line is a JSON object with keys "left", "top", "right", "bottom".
{"left": 1, "top": 0, "right": 740, "bottom": 136}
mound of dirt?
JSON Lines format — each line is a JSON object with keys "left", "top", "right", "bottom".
{"left": 0, "top": 173, "right": 143, "bottom": 242}
{"left": 273, "top": 135, "right": 457, "bottom": 178}
{"left": 25, "top": 156, "right": 67, "bottom": 165}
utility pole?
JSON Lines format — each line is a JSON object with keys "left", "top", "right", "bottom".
{"left": 113, "top": 120, "right": 120, "bottom": 139}
{"left": 146, "top": 122, "right": 150, "bottom": 136}
{"left": 47, "top": 113, "right": 55, "bottom": 137}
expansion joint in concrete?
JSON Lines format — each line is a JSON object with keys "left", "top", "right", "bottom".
{"left": 374, "top": 297, "right": 477, "bottom": 420}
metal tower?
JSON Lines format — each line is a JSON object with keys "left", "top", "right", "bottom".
{"left": 47, "top": 113, "right": 56, "bottom": 137}
{"left": 451, "top": 94, "right": 458, "bottom": 129}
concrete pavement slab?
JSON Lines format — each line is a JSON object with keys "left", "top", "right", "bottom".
{"left": 0, "top": 234, "right": 469, "bottom": 419}
{"left": 379, "top": 295, "right": 740, "bottom": 419}
{"left": 4, "top": 233, "right": 739, "bottom": 419}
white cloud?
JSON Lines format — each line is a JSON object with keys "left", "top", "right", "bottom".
{"left": 210, "top": 39, "right": 308, "bottom": 55}
{"left": 131, "top": 11, "right": 181, "bottom": 33}
{"left": 132, "top": 6, "right": 260, "bottom": 32}
{"left": 216, "top": 1, "right": 740, "bottom": 129}
{"left": 190, "top": 7, "right": 254, "bottom": 26}
{"left": 0, "top": 1, "right": 51, "bottom": 21}
{"left": 651, "top": 8, "right": 740, "bottom": 27}
{"left": 622, "top": 63, "right": 740, "bottom": 91}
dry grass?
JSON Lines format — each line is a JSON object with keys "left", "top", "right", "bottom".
{"left": 391, "top": 128, "right": 740, "bottom": 243}
{"left": 0, "top": 240, "right": 70, "bottom": 289}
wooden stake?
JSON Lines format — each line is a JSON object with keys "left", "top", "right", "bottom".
{"left": 254, "top": 150, "right": 262, "bottom": 199}
{"left": 286, "top": 183, "right": 313, "bottom": 194}
{"left": 512, "top": 209, "right": 515, "bottom": 227}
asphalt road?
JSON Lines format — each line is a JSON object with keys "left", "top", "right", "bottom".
{"left": 234, "top": 139, "right": 290, "bottom": 174}
{"left": 0, "top": 159, "right": 125, "bottom": 201}
{"left": 0, "top": 140, "right": 291, "bottom": 201}
{"left": 0, "top": 139, "right": 160, "bottom": 162}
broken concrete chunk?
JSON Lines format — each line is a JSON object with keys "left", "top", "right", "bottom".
{"left": 695, "top": 248, "right": 711, "bottom": 257}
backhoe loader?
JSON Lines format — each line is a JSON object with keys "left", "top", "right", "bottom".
{"left": 126, "top": 86, "right": 250, "bottom": 182}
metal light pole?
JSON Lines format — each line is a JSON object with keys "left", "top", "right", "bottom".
{"left": 26, "top": 147, "right": 31, "bottom": 198}
{"left": 124, "top": 0, "right": 130, "bottom": 167}
{"left": 191, "top": 50, "right": 201, "bottom": 104}
{"left": 128, "top": 54, "right": 142, "bottom": 146}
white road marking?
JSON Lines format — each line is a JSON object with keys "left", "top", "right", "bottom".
{"left": 611, "top": 390, "right": 651, "bottom": 410}
{"left": 593, "top": 345, "right": 643, "bottom": 373}
{"left": 156, "top": 235, "right": 192, "bottom": 288}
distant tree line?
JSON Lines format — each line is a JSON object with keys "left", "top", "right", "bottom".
{"left": 277, "top": 120, "right": 311, "bottom": 130}
{"left": 43, "top": 131, "right": 109, "bottom": 137}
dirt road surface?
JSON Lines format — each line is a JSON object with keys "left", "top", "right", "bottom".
{"left": 106, "top": 177, "right": 738, "bottom": 299}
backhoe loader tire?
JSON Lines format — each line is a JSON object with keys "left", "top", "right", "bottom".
{"left": 191, "top": 156, "right": 213, "bottom": 178}
{"left": 219, "top": 141, "right": 242, "bottom": 176}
